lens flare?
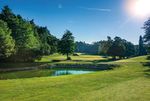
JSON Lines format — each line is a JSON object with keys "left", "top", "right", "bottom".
{"left": 125, "top": 0, "right": 150, "bottom": 18}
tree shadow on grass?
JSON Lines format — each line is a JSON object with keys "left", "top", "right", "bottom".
{"left": 142, "top": 57, "right": 150, "bottom": 78}
{"left": 95, "top": 64, "right": 120, "bottom": 70}
{"left": 92, "top": 59, "right": 116, "bottom": 64}
{"left": 63, "top": 59, "right": 115, "bottom": 64}
{"left": 144, "top": 69, "right": 150, "bottom": 78}
{"left": 146, "top": 55, "right": 150, "bottom": 60}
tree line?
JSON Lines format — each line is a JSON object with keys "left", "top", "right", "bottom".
{"left": 75, "top": 19, "right": 150, "bottom": 57}
{"left": 75, "top": 41, "right": 99, "bottom": 54}
{"left": 99, "top": 36, "right": 146, "bottom": 59}
{"left": 76, "top": 35, "right": 148, "bottom": 59}
{"left": 68, "top": 19, "right": 150, "bottom": 59}
{"left": 0, "top": 6, "right": 150, "bottom": 62}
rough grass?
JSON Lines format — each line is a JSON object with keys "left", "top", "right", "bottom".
{"left": 0, "top": 55, "right": 149, "bottom": 101}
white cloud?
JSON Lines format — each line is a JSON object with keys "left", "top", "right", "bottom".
{"left": 79, "top": 7, "right": 111, "bottom": 12}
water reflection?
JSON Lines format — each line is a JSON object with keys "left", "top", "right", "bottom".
{"left": 51, "top": 69, "right": 94, "bottom": 76}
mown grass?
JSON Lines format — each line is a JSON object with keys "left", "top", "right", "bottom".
{"left": 0, "top": 55, "right": 149, "bottom": 101}
{"left": 115, "top": 55, "right": 150, "bottom": 62}
{"left": 36, "top": 53, "right": 110, "bottom": 64}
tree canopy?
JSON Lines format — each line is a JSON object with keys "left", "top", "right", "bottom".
{"left": 99, "top": 36, "right": 136, "bottom": 59}
{"left": 0, "top": 20, "right": 15, "bottom": 60}
{"left": 75, "top": 41, "right": 100, "bottom": 54}
{"left": 58, "top": 30, "right": 75, "bottom": 60}
{"left": 0, "top": 6, "right": 59, "bottom": 62}
{"left": 143, "top": 18, "right": 150, "bottom": 53}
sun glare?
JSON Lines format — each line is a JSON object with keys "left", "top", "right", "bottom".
{"left": 126, "top": 0, "right": 150, "bottom": 18}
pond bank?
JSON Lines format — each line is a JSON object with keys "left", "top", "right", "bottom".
{"left": 51, "top": 64, "right": 118, "bottom": 70}
{"left": 0, "top": 63, "right": 49, "bottom": 72}
{"left": 0, "top": 63, "right": 119, "bottom": 72}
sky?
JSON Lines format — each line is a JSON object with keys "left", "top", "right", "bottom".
{"left": 0, "top": 0, "right": 149, "bottom": 44}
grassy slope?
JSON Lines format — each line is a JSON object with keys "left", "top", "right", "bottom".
{"left": 115, "top": 55, "right": 149, "bottom": 62}
{"left": 0, "top": 56, "right": 150, "bottom": 101}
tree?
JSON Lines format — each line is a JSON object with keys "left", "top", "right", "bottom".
{"left": 143, "top": 18, "right": 150, "bottom": 43}
{"left": 37, "top": 27, "right": 51, "bottom": 55}
{"left": 99, "top": 36, "right": 113, "bottom": 55}
{"left": 138, "top": 35, "right": 147, "bottom": 56}
{"left": 59, "top": 30, "right": 75, "bottom": 60}
{"left": 75, "top": 41, "right": 100, "bottom": 54}
{"left": 143, "top": 18, "right": 150, "bottom": 53}
{"left": 99, "top": 41, "right": 107, "bottom": 55}
{"left": 36, "top": 26, "right": 59, "bottom": 55}
{"left": 0, "top": 6, "right": 41, "bottom": 61}
{"left": 107, "top": 37, "right": 125, "bottom": 59}
{"left": 47, "top": 35, "right": 58, "bottom": 54}
{"left": 11, "top": 18, "right": 41, "bottom": 62}
{"left": 123, "top": 41, "right": 135, "bottom": 58}
{"left": 0, "top": 5, "right": 59, "bottom": 62}
{"left": 0, "top": 20, "right": 15, "bottom": 60}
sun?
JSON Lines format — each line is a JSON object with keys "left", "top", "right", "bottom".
{"left": 126, "top": 0, "right": 150, "bottom": 18}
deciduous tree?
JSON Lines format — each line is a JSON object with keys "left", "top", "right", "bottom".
{"left": 59, "top": 30, "right": 75, "bottom": 60}
{"left": 0, "top": 20, "right": 15, "bottom": 60}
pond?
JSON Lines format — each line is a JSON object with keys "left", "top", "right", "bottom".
{"left": 0, "top": 63, "right": 116, "bottom": 79}
{"left": 51, "top": 69, "right": 95, "bottom": 76}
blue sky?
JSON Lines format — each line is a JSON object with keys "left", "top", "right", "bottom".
{"left": 0, "top": 0, "right": 148, "bottom": 44}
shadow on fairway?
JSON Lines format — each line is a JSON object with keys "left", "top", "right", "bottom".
{"left": 142, "top": 56, "right": 150, "bottom": 78}
{"left": 92, "top": 59, "right": 115, "bottom": 64}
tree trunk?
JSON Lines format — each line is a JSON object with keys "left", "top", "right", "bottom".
{"left": 66, "top": 53, "right": 69, "bottom": 60}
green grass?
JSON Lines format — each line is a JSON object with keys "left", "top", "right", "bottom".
{"left": 0, "top": 69, "right": 54, "bottom": 79}
{"left": 39, "top": 53, "right": 103, "bottom": 61}
{"left": 115, "top": 55, "right": 150, "bottom": 62}
{"left": 0, "top": 55, "right": 149, "bottom": 101}
{"left": 36, "top": 53, "right": 110, "bottom": 64}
